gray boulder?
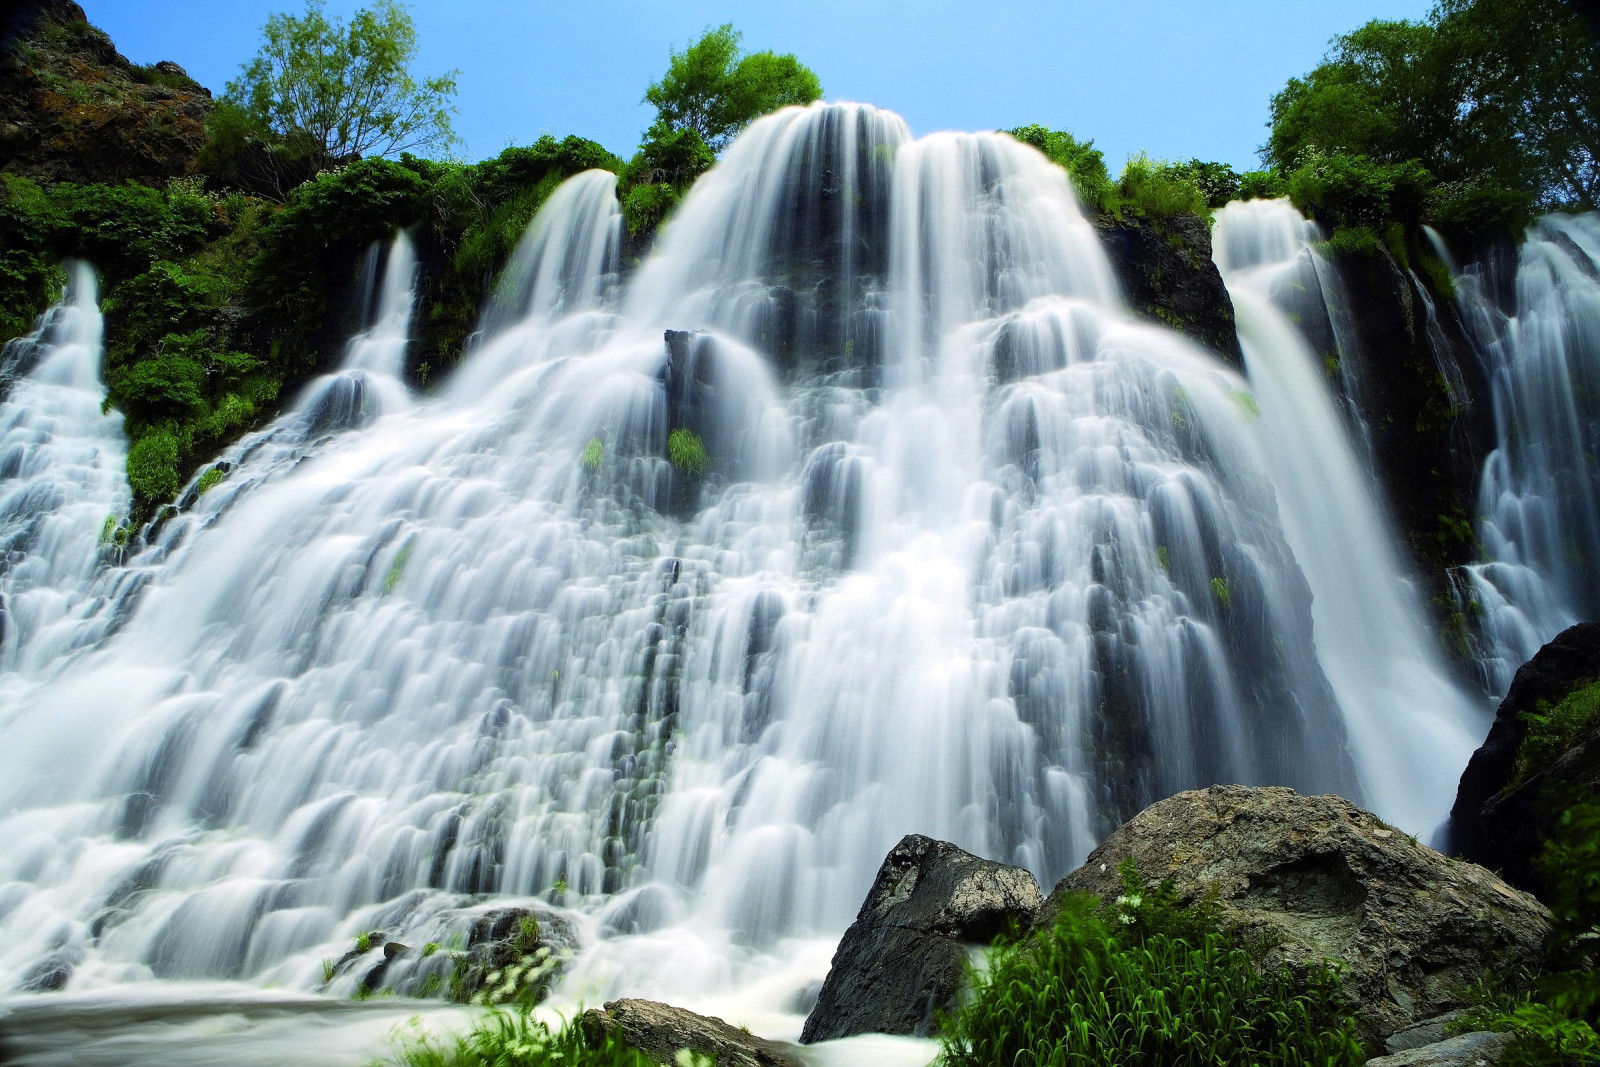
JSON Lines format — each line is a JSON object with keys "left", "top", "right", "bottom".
{"left": 580, "top": 998, "right": 801, "bottom": 1067}
{"left": 800, "top": 833, "right": 1042, "bottom": 1043}
{"left": 1367, "top": 1030, "right": 1513, "bottom": 1066}
{"left": 1045, "top": 785, "right": 1549, "bottom": 1050}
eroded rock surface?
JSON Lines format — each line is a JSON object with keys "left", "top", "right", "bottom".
{"left": 1046, "top": 785, "right": 1548, "bottom": 1049}
{"left": 800, "top": 833, "right": 1041, "bottom": 1043}
{"left": 580, "top": 999, "right": 802, "bottom": 1067}
{"left": 1367, "top": 1030, "right": 1512, "bottom": 1066}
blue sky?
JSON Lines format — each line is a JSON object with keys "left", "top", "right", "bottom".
{"left": 89, "top": 1, "right": 1436, "bottom": 171}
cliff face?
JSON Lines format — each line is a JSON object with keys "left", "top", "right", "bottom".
{"left": 0, "top": 0, "right": 211, "bottom": 186}
{"left": 1098, "top": 211, "right": 1244, "bottom": 369}
{"left": 1326, "top": 239, "right": 1495, "bottom": 631}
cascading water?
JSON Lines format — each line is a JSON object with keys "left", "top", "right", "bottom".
{"left": 1212, "top": 199, "right": 1483, "bottom": 833}
{"left": 1450, "top": 213, "right": 1600, "bottom": 691}
{"left": 0, "top": 263, "right": 128, "bottom": 675}
{"left": 0, "top": 105, "right": 1486, "bottom": 1063}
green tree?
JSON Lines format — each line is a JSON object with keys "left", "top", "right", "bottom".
{"left": 1264, "top": 0, "right": 1599, "bottom": 212}
{"left": 203, "top": 0, "right": 457, "bottom": 198}
{"left": 643, "top": 24, "right": 822, "bottom": 153}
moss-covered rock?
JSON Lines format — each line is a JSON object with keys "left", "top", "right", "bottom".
{"left": 0, "top": 1, "right": 211, "bottom": 187}
{"left": 1096, "top": 210, "right": 1244, "bottom": 368}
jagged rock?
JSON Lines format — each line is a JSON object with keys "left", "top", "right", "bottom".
{"left": 1045, "top": 785, "right": 1548, "bottom": 1051}
{"left": 800, "top": 834, "right": 1042, "bottom": 1043}
{"left": 1366, "top": 1030, "right": 1513, "bottom": 1066}
{"left": 0, "top": 1, "right": 212, "bottom": 186}
{"left": 580, "top": 998, "right": 802, "bottom": 1067}
{"left": 1451, "top": 622, "right": 1600, "bottom": 894}
{"left": 1097, "top": 211, "right": 1244, "bottom": 368}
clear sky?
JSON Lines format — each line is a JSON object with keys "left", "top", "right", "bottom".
{"left": 88, "top": 0, "right": 1437, "bottom": 172}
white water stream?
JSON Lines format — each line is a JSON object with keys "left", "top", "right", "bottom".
{"left": 1448, "top": 213, "right": 1600, "bottom": 690}
{"left": 0, "top": 107, "right": 1503, "bottom": 1064}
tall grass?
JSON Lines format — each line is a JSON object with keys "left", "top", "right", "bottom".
{"left": 389, "top": 1012, "right": 657, "bottom": 1067}
{"left": 940, "top": 865, "right": 1364, "bottom": 1067}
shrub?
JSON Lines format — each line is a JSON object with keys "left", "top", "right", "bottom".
{"left": 667, "top": 428, "right": 708, "bottom": 474}
{"left": 1008, "top": 124, "right": 1115, "bottom": 212}
{"left": 1169, "top": 159, "right": 1243, "bottom": 208}
{"left": 1118, "top": 154, "right": 1209, "bottom": 219}
{"left": 622, "top": 183, "right": 680, "bottom": 237}
{"left": 389, "top": 1012, "right": 657, "bottom": 1067}
{"left": 1511, "top": 679, "right": 1600, "bottom": 791}
{"left": 1285, "top": 153, "right": 1433, "bottom": 231}
{"left": 1240, "top": 170, "right": 1287, "bottom": 200}
{"left": 940, "top": 862, "right": 1363, "bottom": 1067}
{"left": 127, "top": 429, "right": 182, "bottom": 504}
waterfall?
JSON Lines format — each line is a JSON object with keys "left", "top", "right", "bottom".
{"left": 0, "top": 104, "right": 1490, "bottom": 1060}
{"left": 1213, "top": 199, "right": 1483, "bottom": 834}
{"left": 1450, "top": 213, "right": 1600, "bottom": 691}
{"left": 0, "top": 263, "right": 128, "bottom": 674}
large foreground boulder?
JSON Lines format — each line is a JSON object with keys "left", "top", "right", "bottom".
{"left": 580, "top": 999, "right": 802, "bottom": 1067}
{"left": 1450, "top": 622, "right": 1600, "bottom": 894}
{"left": 1048, "top": 785, "right": 1548, "bottom": 1049}
{"left": 799, "top": 834, "right": 1042, "bottom": 1043}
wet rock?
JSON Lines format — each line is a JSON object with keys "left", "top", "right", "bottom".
{"left": 1045, "top": 785, "right": 1548, "bottom": 1050}
{"left": 580, "top": 998, "right": 802, "bottom": 1067}
{"left": 800, "top": 834, "right": 1043, "bottom": 1042}
{"left": 1366, "top": 1030, "right": 1513, "bottom": 1066}
{"left": 1322, "top": 242, "right": 1492, "bottom": 609}
{"left": 18, "top": 949, "right": 77, "bottom": 991}
{"left": 1451, "top": 623, "right": 1600, "bottom": 895}
{"left": 1096, "top": 211, "right": 1243, "bottom": 368}
{"left": 447, "top": 906, "right": 570, "bottom": 1004}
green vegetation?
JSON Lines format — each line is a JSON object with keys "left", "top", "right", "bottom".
{"left": 582, "top": 436, "right": 604, "bottom": 470}
{"left": 667, "top": 428, "right": 708, "bottom": 474}
{"left": 1211, "top": 576, "right": 1231, "bottom": 609}
{"left": 1006, "top": 126, "right": 1220, "bottom": 220}
{"left": 200, "top": 0, "right": 458, "bottom": 199}
{"left": 643, "top": 24, "right": 821, "bottom": 154}
{"left": 1263, "top": 0, "right": 1596, "bottom": 243}
{"left": 390, "top": 1012, "right": 658, "bottom": 1067}
{"left": 1510, "top": 679, "right": 1600, "bottom": 790}
{"left": 940, "top": 861, "right": 1363, "bottom": 1067}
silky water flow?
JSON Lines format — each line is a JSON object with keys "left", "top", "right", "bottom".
{"left": 0, "top": 106, "right": 1497, "bottom": 1064}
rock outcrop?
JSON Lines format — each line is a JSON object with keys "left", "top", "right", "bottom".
{"left": 1098, "top": 211, "right": 1244, "bottom": 369}
{"left": 800, "top": 834, "right": 1042, "bottom": 1043}
{"left": 1046, "top": 785, "right": 1548, "bottom": 1049}
{"left": 580, "top": 999, "right": 803, "bottom": 1067}
{"left": 1451, "top": 622, "right": 1600, "bottom": 894}
{"left": 0, "top": 0, "right": 212, "bottom": 186}
{"left": 1366, "top": 1030, "right": 1513, "bottom": 1067}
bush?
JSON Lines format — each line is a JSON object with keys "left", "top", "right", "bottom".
{"left": 1285, "top": 153, "right": 1433, "bottom": 230}
{"left": 1008, "top": 124, "right": 1115, "bottom": 210}
{"left": 940, "top": 862, "right": 1363, "bottom": 1067}
{"left": 1118, "top": 154, "right": 1209, "bottom": 219}
{"left": 1512, "top": 679, "right": 1600, "bottom": 791}
{"left": 667, "top": 427, "right": 708, "bottom": 473}
{"left": 1239, "top": 170, "right": 1287, "bottom": 200}
{"left": 622, "top": 182, "right": 680, "bottom": 237}
{"left": 1169, "top": 159, "right": 1243, "bottom": 208}
{"left": 126, "top": 429, "right": 181, "bottom": 504}
{"left": 389, "top": 1012, "right": 658, "bottom": 1067}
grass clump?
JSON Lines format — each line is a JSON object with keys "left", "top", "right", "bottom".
{"left": 582, "top": 436, "right": 604, "bottom": 470}
{"left": 941, "top": 861, "right": 1363, "bottom": 1067}
{"left": 1511, "top": 679, "right": 1600, "bottom": 791}
{"left": 390, "top": 1013, "right": 657, "bottom": 1067}
{"left": 667, "top": 428, "right": 708, "bottom": 474}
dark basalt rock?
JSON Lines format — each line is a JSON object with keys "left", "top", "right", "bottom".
{"left": 800, "top": 833, "right": 1042, "bottom": 1043}
{"left": 1450, "top": 622, "right": 1600, "bottom": 894}
{"left": 1048, "top": 785, "right": 1548, "bottom": 1050}
{"left": 1322, "top": 242, "right": 1492, "bottom": 614}
{"left": 581, "top": 998, "right": 802, "bottom": 1067}
{"left": 1096, "top": 211, "right": 1244, "bottom": 369}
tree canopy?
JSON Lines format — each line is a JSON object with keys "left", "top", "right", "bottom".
{"left": 1265, "top": 0, "right": 1598, "bottom": 212}
{"left": 204, "top": 0, "right": 457, "bottom": 198}
{"left": 643, "top": 25, "right": 822, "bottom": 154}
